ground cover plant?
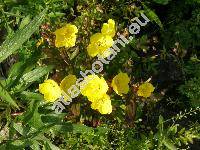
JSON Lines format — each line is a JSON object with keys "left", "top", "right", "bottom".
{"left": 0, "top": 0, "right": 200, "bottom": 149}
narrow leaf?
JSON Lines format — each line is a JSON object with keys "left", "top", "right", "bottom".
{"left": 0, "top": 83, "right": 18, "bottom": 108}
{"left": 20, "top": 66, "right": 53, "bottom": 84}
{"left": 13, "top": 66, "right": 53, "bottom": 93}
{"left": 143, "top": 4, "right": 163, "bottom": 29}
{"left": 163, "top": 138, "right": 177, "bottom": 150}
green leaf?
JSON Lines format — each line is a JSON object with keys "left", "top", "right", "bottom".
{"left": 20, "top": 66, "right": 53, "bottom": 83}
{"left": 7, "top": 62, "right": 24, "bottom": 80}
{"left": 6, "top": 51, "right": 41, "bottom": 89}
{"left": 41, "top": 114, "right": 65, "bottom": 124}
{"left": 22, "top": 100, "right": 44, "bottom": 129}
{"left": 51, "top": 123, "right": 73, "bottom": 134}
{"left": 153, "top": 0, "right": 170, "bottom": 5}
{"left": 44, "top": 141, "right": 60, "bottom": 150}
{"left": 21, "top": 91, "right": 44, "bottom": 101}
{"left": 0, "top": 83, "right": 18, "bottom": 108}
{"left": 0, "top": 8, "right": 47, "bottom": 63}
{"left": 12, "top": 122, "right": 30, "bottom": 136}
{"left": 6, "top": 62, "right": 25, "bottom": 86}
{"left": 28, "top": 109, "right": 43, "bottom": 129}
{"left": 159, "top": 115, "right": 164, "bottom": 125}
{"left": 95, "top": 127, "right": 110, "bottom": 135}
{"left": 48, "top": 12, "right": 65, "bottom": 17}
{"left": 0, "top": 140, "right": 28, "bottom": 150}
{"left": 158, "top": 115, "right": 164, "bottom": 132}
{"left": 143, "top": 4, "right": 163, "bottom": 29}
{"left": 13, "top": 66, "right": 53, "bottom": 93}
{"left": 19, "top": 15, "right": 31, "bottom": 29}
{"left": 30, "top": 140, "right": 40, "bottom": 150}
{"left": 163, "top": 138, "right": 177, "bottom": 150}
{"left": 72, "top": 124, "right": 93, "bottom": 133}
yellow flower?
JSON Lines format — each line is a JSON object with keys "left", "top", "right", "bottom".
{"left": 137, "top": 82, "right": 155, "bottom": 98}
{"left": 101, "top": 19, "right": 116, "bottom": 38}
{"left": 39, "top": 79, "right": 62, "bottom": 102}
{"left": 111, "top": 72, "right": 130, "bottom": 96}
{"left": 60, "top": 74, "right": 77, "bottom": 100}
{"left": 91, "top": 94, "right": 112, "bottom": 114}
{"left": 80, "top": 74, "right": 108, "bottom": 101}
{"left": 87, "top": 33, "right": 114, "bottom": 58}
{"left": 54, "top": 24, "right": 78, "bottom": 48}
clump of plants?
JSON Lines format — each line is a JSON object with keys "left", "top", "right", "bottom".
{"left": 0, "top": 0, "right": 199, "bottom": 149}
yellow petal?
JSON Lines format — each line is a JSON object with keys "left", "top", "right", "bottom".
{"left": 60, "top": 74, "right": 77, "bottom": 100}
{"left": 111, "top": 72, "right": 130, "bottom": 96}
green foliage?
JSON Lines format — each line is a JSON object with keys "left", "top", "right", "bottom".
{"left": 153, "top": 0, "right": 171, "bottom": 5}
{"left": 0, "top": 9, "right": 47, "bottom": 63}
{"left": 162, "top": 1, "right": 200, "bottom": 50}
{"left": 0, "top": 82, "right": 18, "bottom": 108}
{"left": 179, "top": 78, "right": 200, "bottom": 107}
{"left": 13, "top": 66, "right": 53, "bottom": 93}
{"left": 179, "top": 61, "right": 200, "bottom": 107}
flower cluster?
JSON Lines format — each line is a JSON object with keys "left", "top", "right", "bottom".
{"left": 39, "top": 74, "right": 112, "bottom": 114}
{"left": 80, "top": 75, "right": 112, "bottom": 114}
{"left": 39, "top": 19, "right": 155, "bottom": 115}
{"left": 39, "top": 73, "right": 155, "bottom": 114}
{"left": 39, "top": 74, "right": 76, "bottom": 102}
{"left": 87, "top": 19, "right": 116, "bottom": 58}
